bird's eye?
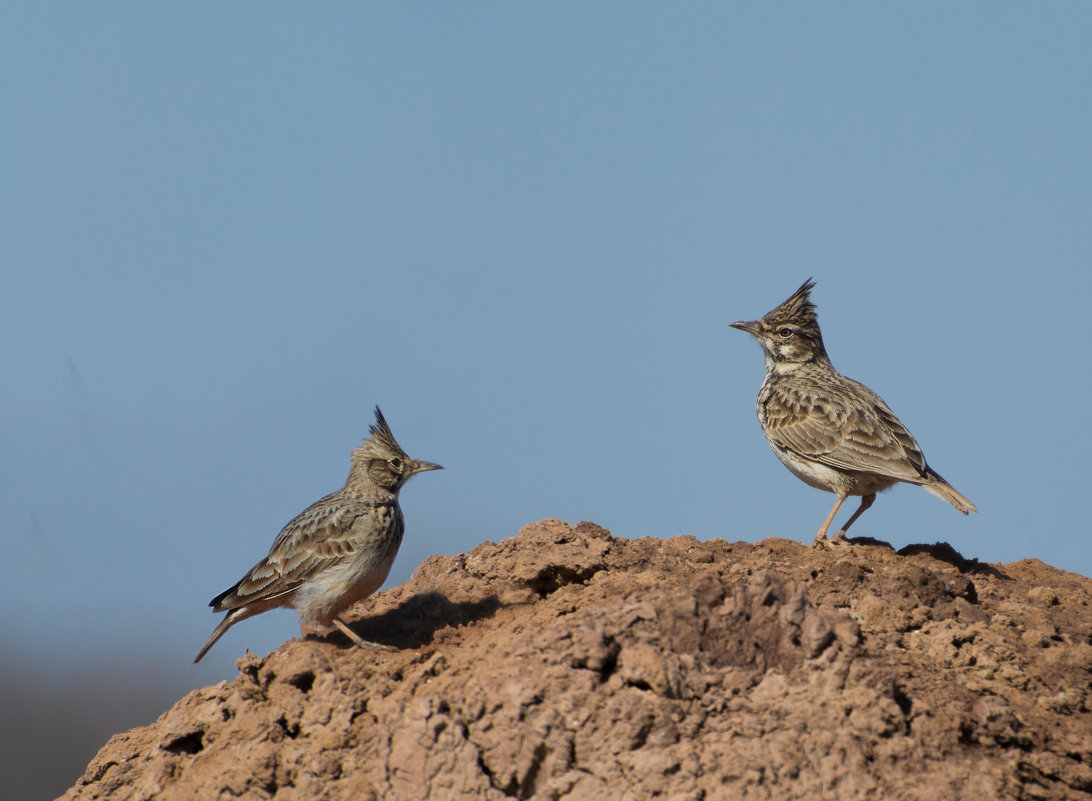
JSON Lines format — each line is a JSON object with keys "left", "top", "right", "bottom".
{"left": 779, "top": 327, "right": 794, "bottom": 338}
{"left": 390, "top": 457, "right": 403, "bottom": 471}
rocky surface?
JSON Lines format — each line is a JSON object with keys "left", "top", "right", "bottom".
{"left": 61, "top": 520, "right": 1092, "bottom": 800}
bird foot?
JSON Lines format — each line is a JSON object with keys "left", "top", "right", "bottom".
{"left": 333, "top": 618, "right": 395, "bottom": 651}
{"left": 812, "top": 530, "right": 849, "bottom": 550}
{"left": 351, "top": 641, "right": 395, "bottom": 654}
{"left": 353, "top": 639, "right": 396, "bottom": 652}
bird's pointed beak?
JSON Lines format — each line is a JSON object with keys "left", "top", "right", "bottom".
{"left": 730, "top": 320, "right": 758, "bottom": 335}
{"left": 411, "top": 460, "right": 444, "bottom": 474}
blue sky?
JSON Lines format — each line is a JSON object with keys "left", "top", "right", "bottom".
{"left": 3, "top": 3, "right": 1090, "bottom": 695}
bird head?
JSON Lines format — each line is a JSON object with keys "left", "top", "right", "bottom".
{"left": 351, "top": 406, "right": 444, "bottom": 491}
{"left": 730, "top": 278, "right": 828, "bottom": 367}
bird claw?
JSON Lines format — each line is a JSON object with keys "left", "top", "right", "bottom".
{"left": 812, "top": 530, "right": 849, "bottom": 550}
{"left": 332, "top": 617, "right": 395, "bottom": 652}
{"left": 354, "top": 639, "right": 395, "bottom": 652}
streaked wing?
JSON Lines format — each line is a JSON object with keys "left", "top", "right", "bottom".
{"left": 213, "top": 496, "right": 376, "bottom": 611}
{"left": 763, "top": 381, "right": 927, "bottom": 483}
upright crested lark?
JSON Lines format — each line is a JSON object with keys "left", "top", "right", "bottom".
{"left": 731, "top": 280, "right": 976, "bottom": 547}
{"left": 195, "top": 407, "right": 442, "bottom": 662}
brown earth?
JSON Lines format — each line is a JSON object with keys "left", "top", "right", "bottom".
{"left": 60, "top": 520, "right": 1092, "bottom": 800}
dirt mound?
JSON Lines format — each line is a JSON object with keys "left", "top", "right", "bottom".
{"left": 60, "top": 520, "right": 1092, "bottom": 800}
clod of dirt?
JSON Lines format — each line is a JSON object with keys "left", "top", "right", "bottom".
{"left": 61, "top": 520, "right": 1092, "bottom": 800}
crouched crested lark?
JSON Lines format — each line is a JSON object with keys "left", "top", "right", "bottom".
{"left": 731, "top": 279, "right": 976, "bottom": 547}
{"left": 195, "top": 407, "right": 442, "bottom": 662}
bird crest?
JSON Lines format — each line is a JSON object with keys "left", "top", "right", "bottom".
{"left": 370, "top": 406, "right": 403, "bottom": 450}
{"left": 354, "top": 406, "right": 408, "bottom": 461}
{"left": 762, "top": 278, "right": 818, "bottom": 329}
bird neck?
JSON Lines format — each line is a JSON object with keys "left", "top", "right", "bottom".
{"left": 342, "top": 474, "right": 400, "bottom": 504}
{"left": 764, "top": 350, "right": 833, "bottom": 377}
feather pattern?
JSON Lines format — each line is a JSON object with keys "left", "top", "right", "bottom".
{"left": 211, "top": 497, "right": 398, "bottom": 611}
{"left": 759, "top": 370, "right": 928, "bottom": 485}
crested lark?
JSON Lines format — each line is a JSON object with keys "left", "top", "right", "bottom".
{"left": 731, "top": 280, "right": 977, "bottom": 547}
{"left": 195, "top": 407, "right": 442, "bottom": 662}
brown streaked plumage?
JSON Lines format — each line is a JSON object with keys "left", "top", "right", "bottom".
{"left": 731, "top": 279, "right": 976, "bottom": 547}
{"left": 195, "top": 407, "right": 442, "bottom": 662}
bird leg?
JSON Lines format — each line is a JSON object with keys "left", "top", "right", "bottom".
{"left": 332, "top": 617, "right": 394, "bottom": 651}
{"left": 829, "top": 493, "right": 876, "bottom": 543}
{"left": 813, "top": 495, "right": 847, "bottom": 547}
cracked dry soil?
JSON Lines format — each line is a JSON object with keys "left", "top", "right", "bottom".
{"left": 62, "top": 520, "right": 1092, "bottom": 800}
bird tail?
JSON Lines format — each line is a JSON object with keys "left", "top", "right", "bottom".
{"left": 194, "top": 608, "right": 245, "bottom": 663}
{"left": 922, "top": 469, "right": 978, "bottom": 515}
